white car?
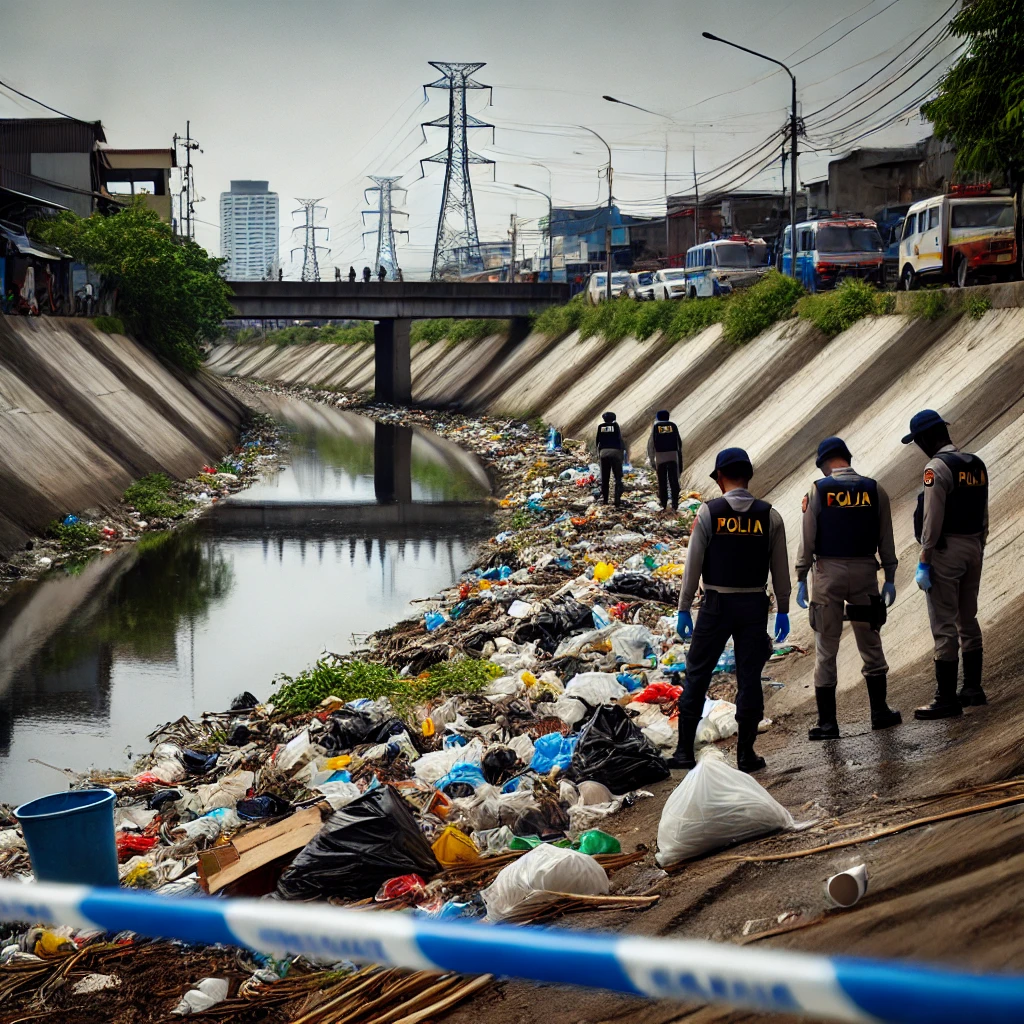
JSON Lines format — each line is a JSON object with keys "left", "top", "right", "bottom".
{"left": 652, "top": 268, "right": 688, "bottom": 300}
{"left": 585, "top": 271, "right": 630, "bottom": 304}
{"left": 630, "top": 271, "right": 655, "bottom": 301}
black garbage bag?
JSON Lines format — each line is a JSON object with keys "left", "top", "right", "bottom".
{"left": 230, "top": 691, "right": 260, "bottom": 711}
{"left": 181, "top": 749, "right": 219, "bottom": 775}
{"left": 148, "top": 788, "right": 180, "bottom": 811}
{"left": 481, "top": 746, "right": 522, "bottom": 785}
{"left": 570, "top": 704, "right": 670, "bottom": 794}
{"left": 320, "top": 707, "right": 405, "bottom": 755}
{"left": 603, "top": 571, "right": 677, "bottom": 604}
{"left": 226, "top": 722, "right": 252, "bottom": 747}
{"left": 276, "top": 786, "right": 440, "bottom": 901}
{"left": 513, "top": 596, "right": 593, "bottom": 653}
{"left": 236, "top": 793, "right": 291, "bottom": 821}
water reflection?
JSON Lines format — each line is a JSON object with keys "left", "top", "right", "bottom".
{"left": 0, "top": 402, "right": 489, "bottom": 804}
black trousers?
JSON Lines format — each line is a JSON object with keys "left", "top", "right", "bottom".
{"left": 678, "top": 590, "right": 771, "bottom": 725}
{"left": 656, "top": 459, "right": 680, "bottom": 509}
{"left": 599, "top": 450, "right": 624, "bottom": 504}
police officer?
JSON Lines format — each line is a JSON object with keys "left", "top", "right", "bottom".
{"left": 902, "top": 410, "right": 989, "bottom": 718}
{"left": 647, "top": 410, "right": 683, "bottom": 511}
{"left": 595, "top": 412, "right": 627, "bottom": 507}
{"left": 796, "top": 437, "right": 901, "bottom": 739}
{"left": 668, "top": 448, "right": 791, "bottom": 773}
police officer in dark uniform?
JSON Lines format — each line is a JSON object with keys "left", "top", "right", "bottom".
{"left": 647, "top": 409, "right": 683, "bottom": 511}
{"left": 595, "top": 411, "right": 627, "bottom": 506}
{"left": 796, "top": 436, "right": 901, "bottom": 739}
{"left": 668, "top": 448, "right": 791, "bottom": 773}
{"left": 902, "top": 410, "right": 989, "bottom": 718}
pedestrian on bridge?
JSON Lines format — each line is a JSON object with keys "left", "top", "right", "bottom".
{"left": 647, "top": 410, "right": 682, "bottom": 511}
{"left": 903, "top": 410, "right": 989, "bottom": 718}
{"left": 335, "top": 267, "right": 341, "bottom": 281}
{"left": 348, "top": 266, "right": 356, "bottom": 283}
{"left": 796, "top": 436, "right": 901, "bottom": 740}
{"left": 669, "top": 448, "right": 791, "bottom": 774}
{"left": 595, "top": 411, "right": 627, "bottom": 507}
{"left": 378, "top": 265, "right": 387, "bottom": 281}
{"left": 362, "top": 266, "right": 372, "bottom": 283}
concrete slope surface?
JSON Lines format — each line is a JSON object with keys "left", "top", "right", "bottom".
{"left": 0, "top": 318, "right": 244, "bottom": 556}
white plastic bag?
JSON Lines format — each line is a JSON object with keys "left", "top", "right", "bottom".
{"left": 172, "top": 977, "right": 229, "bottom": 1015}
{"left": 314, "top": 780, "right": 363, "bottom": 810}
{"left": 275, "top": 729, "right": 319, "bottom": 772}
{"left": 412, "top": 738, "right": 484, "bottom": 784}
{"left": 564, "top": 672, "right": 627, "bottom": 705}
{"left": 695, "top": 699, "right": 739, "bottom": 745}
{"left": 507, "top": 733, "right": 535, "bottom": 764}
{"left": 481, "top": 844, "right": 609, "bottom": 922}
{"left": 196, "top": 771, "right": 254, "bottom": 813}
{"left": 611, "top": 625, "right": 655, "bottom": 663}
{"left": 641, "top": 716, "right": 676, "bottom": 752}
{"left": 507, "top": 600, "right": 534, "bottom": 619}
{"left": 655, "top": 750, "right": 794, "bottom": 867}
{"left": 549, "top": 696, "right": 587, "bottom": 727}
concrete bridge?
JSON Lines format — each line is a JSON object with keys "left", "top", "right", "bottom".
{"left": 226, "top": 280, "right": 571, "bottom": 404}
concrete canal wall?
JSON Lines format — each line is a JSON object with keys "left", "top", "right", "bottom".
{"left": 0, "top": 317, "right": 245, "bottom": 556}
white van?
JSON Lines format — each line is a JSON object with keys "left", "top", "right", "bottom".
{"left": 899, "top": 188, "right": 1016, "bottom": 290}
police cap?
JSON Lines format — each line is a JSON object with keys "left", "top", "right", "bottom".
{"left": 602, "top": 411, "right": 616, "bottom": 423}
{"left": 710, "top": 447, "right": 754, "bottom": 480}
{"left": 901, "top": 409, "right": 949, "bottom": 444}
{"left": 656, "top": 410, "right": 670, "bottom": 421}
{"left": 815, "top": 436, "right": 852, "bottom": 468}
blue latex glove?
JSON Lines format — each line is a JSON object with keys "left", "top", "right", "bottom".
{"left": 882, "top": 581, "right": 896, "bottom": 607}
{"left": 774, "top": 613, "right": 790, "bottom": 643}
{"left": 677, "top": 610, "right": 694, "bottom": 640}
{"left": 796, "top": 580, "right": 809, "bottom": 609}
{"left": 915, "top": 562, "right": 932, "bottom": 592}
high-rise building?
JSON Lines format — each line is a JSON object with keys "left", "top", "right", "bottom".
{"left": 219, "top": 180, "right": 279, "bottom": 280}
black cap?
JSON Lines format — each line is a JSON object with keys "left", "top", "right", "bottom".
{"left": 602, "top": 411, "right": 616, "bottom": 423}
{"left": 901, "top": 409, "right": 948, "bottom": 444}
{"left": 656, "top": 409, "right": 670, "bottom": 421}
{"left": 815, "top": 436, "right": 852, "bottom": 468}
{"left": 710, "top": 447, "right": 754, "bottom": 480}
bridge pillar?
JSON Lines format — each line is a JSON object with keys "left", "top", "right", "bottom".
{"left": 374, "top": 421, "right": 413, "bottom": 503}
{"left": 374, "top": 318, "right": 412, "bottom": 404}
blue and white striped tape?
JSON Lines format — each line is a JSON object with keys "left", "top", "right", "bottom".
{"left": 1, "top": 880, "right": 1022, "bottom": 1023}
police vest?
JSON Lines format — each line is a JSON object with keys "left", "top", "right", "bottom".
{"left": 702, "top": 497, "right": 772, "bottom": 588}
{"left": 596, "top": 422, "right": 624, "bottom": 451}
{"left": 652, "top": 421, "right": 680, "bottom": 453}
{"left": 813, "top": 476, "right": 879, "bottom": 558}
{"left": 913, "top": 451, "right": 988, "bottom": 541}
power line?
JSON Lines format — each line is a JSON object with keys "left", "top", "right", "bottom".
{"left": 0, "top": 77, "right": 90, "bottom": 123}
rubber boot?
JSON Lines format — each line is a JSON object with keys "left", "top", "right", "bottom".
{"left": 736, "top": 720, "right": 766, "bottom": 774}
{"left": 914, "top": 659, "right": 963, "bottom": 720}
{"left": 865, "top": 673, "right": 902, "bottom": 729}
{"left": 958, "top": 649, "right": 987, "bottom": 706}
{"left": 666, "top": 716, "right": 698, "bottom": 770}
{"left": 808, "top": 687, "right": 840, "bottom": 740}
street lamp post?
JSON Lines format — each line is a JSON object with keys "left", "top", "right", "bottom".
{"left": 604, "top": 95, "right": 672, "bottom": 262}
{"left": 701, "top": 31, "right": 798, "bottom": 279}
{"left": 514, "top": 183, "right": 553, "bottom": 282}
{"left": 577, "top": 125, "right": 614, "bottom": 301}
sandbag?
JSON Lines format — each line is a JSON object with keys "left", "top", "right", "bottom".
{"left": 276, "top": 786, "right": 440, "bottom": 901}
{"left": 655, "top": 750, "right": 794, "bottom": 868}
{"left": 571, "top": 704, "right": 670, "bottom": 794}
{"left": 481, "top": 843, "right": 609, "bottom": 922}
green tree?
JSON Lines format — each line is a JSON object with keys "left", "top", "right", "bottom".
{"left": 922, "top": 0, "right": 1024, "bottom": 187}
{"left": 34, "top": 199, "right": 232, "bottom": 370}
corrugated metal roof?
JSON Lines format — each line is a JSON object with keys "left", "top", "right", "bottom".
{"left": 0, "top": 117, "right": 106, "bottom": 156}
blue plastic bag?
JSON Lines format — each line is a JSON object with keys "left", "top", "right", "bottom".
{"left": 434, "top": 762, "right": 487, "bottom": 795}
{"left": 481, "top": 565, "right": 512, "bottom": 582}
{"left": 530, "top": 732, "right": 578, "bottom": 774}
{"left": 616, "top": 672, "right": 644, "bottom": 692}
{"left": 425, "top": 611, "right": 447, "bottom": 632}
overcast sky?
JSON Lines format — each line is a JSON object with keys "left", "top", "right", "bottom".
{"left": 0, "top": 0, "right": 962, "bottom": 277}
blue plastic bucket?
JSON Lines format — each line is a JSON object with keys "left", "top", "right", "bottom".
{"left": 15, "top": 788, "right": 119, "bottom": 887}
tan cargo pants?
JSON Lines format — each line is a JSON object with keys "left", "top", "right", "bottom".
{"left": 927, "top": 534, "right": 984, "bottom": 662}
{"left": 810, "top": 557, "right": 888, "bottom": 689}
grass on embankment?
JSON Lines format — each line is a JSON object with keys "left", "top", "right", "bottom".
{"left": 230, "top": 318, "right": 507, "bottom": 347}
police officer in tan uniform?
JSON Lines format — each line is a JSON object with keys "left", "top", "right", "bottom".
{"left": 902, "top": 410, "right": 989, "bottom": 718}
{"left": 796, "top": 437, "right": 901, "bottom": 739}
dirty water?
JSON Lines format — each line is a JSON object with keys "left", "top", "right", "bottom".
{"left": 0, "top": 400, "right": 491, "bottom": 804}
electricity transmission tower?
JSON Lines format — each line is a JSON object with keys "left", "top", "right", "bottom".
{"left": 362, "top": 176, "right": 408, "bottom": 280}
{"left": 421, "top": 62, "right": 494, "bottom": 280}
{"left": 290, "top": 198, "right": 330, "bottom": 282}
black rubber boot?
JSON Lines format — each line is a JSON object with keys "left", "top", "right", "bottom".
{"left": 914, "top": 659, "right": 963, "bottom": 720}
{"left": 808, "top": 687, "right": 840, "bottom": 740}
{"left": 866, "top": 673, "right": 902, "bottom": 730}
{"left": 736, "top": 720, "right": 766, "bottom": 773}
{"left": 958, "top": 649, "right": 987, "bottom": 706}
{"left": 666, "top": 717, "right": 698, "bottom": 770}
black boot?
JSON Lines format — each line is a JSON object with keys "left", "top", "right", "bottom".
{"left": 666, "top": 717, "right": 698, "bottom": 770}
{"left": 866, "top": 673, "right": 902, "bottom": 730}
{"left": 958, "top": 649, "right": 987, "bottom": 706}
{"left": 736, "top": 720, "right": 766, "bottom": 773}
{"left": 914, "top": 659, "right": 963, "bottom": 720}
{"left": 808, "top": 687, "right": 840, "bottom": 740}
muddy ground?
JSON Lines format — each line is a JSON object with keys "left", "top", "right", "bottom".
{"left": 444, "top": 594, "right": 1024, "bottom": 1024}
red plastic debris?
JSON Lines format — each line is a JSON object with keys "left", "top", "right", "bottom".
{"left": 116, "top": 833, "right": 159, "bottom": 862}
{"left": 634, "top": 681, "right": 683, "bottom": 704}
{"left": 374, "top": 873, "right": 428, "bottom": 902}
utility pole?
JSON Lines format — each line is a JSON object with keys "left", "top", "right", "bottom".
{"left": 290, "top": 198, "right": 330, "bottom": 282}
{"left": 362, "top": 176, "right": 408, "bottom": 280}
{"left": 508, "top": 213, "right": 517, "bottom": 282}
{"left": 577, "top": 125, "right": 613, "bottom": 301}
{"left": 693, "top": 146, "right": 700, "bottom": 248}
{"left": 514, "top": 183, "right": 553, "bottom": 280}
{"left": 172, "top": 121, "right": 201, "bottom": 239}
{"left": 421, "top": 62, "right": 494, "bottom": 280}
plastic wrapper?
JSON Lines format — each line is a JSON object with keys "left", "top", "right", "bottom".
{"left": 655, "top": 749, "right": 795, "bottom": 867}
{"left": 568, "top": 792, "right": 652, "bottom": 837}
{"left": 571, "top": 704, "right": 670, "bottom": 794}
{"left": 276, "top": 786, "right": 441, "bottom": 901}
{"left": 481, "top": 844, "right": 610, "bottom": 922}
{"left": 563, "top": 672, "right": 627, "bottom": 705}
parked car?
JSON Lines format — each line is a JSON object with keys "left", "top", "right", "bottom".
{"left": 683, "top": 236, "right": 770, "bottom": 297}
{"left": 651, "top": 268, "right": 688, "bottom": 301}
{"left": 899, "top": 186, "right": 1017, "bottom": 290}
{"left": 781, "top": 218, "right": 885, "bottom": 291}
{"left": 628, "top": 271, "right": 656, "bottom": 301}
{"left": 585, "top": 271, "right": 631, "bottom": 303}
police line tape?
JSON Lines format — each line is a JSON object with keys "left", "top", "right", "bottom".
{"left": 1, "top": 880, "right": 1022, "bottom": 1024}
